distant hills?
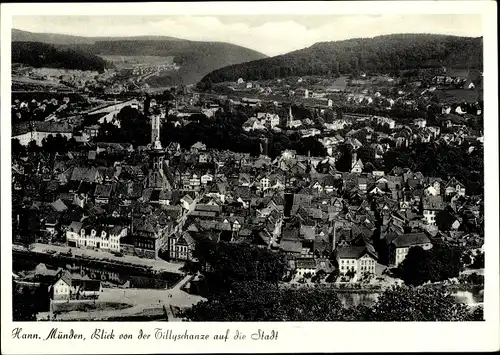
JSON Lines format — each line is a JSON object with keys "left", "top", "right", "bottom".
{"left": 200, "top": 34, "right": 483, "bottom": 84}
{"left": 12, "top": 29, "right": 268, "bottom": 84}
{"left": 12, "top": 41, "right": 109, "bottom": 72}
{"left": 12, "top": 29, "right": 184, "bottom": 44}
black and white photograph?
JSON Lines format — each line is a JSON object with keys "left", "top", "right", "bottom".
{"left": 1, "top": 1, "right": 498, "bottom": 354}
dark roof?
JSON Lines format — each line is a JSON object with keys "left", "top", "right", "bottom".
{"left": 12, "top": 122, "right": 31, "bottom": 136}
{"left": 34, "top": 121, "right": 73, "bottom": 133}
{"left": 337, "top": 246, "right": 373, "bottom": 259}
{"left": 94, "top": 184, "right": 113, "bottom": 198}
{"left": 195, "top": 204, "right": 220, "bottom": 213}
{"left": 280, "top": 240, "right": 302, "bottom": 253}
{"left": 392, "top": 232, "right": 431, "bottom": 248}
{"left": 70, "top": 167, "right": 99, "bottom": 183}
{"left": 79, "top": 280, "right": 101, "bottom": 291}
{"left": 423, "top": 196, "right": 445, "bottom": 210}
{"left": 296, "top": 258, "right": 317, "bottom": 269}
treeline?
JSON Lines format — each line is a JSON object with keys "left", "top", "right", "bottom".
{"left": 200, "top": 34, "right": 483, "bottom": 84}
{"left": 12, "top": 41, "right": 110, "bottom": 72}
{"left": 180, "top": 242, "right": 482, "bottom": 321}
{"left": 94, "top": 105, "right": 326, "bottom": 159}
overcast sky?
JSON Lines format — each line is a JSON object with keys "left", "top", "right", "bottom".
{"left": 13, "top": 15, "right": 482, "bottom": 56}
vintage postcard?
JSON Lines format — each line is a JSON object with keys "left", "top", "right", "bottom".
{"left": 1, "top": 1, "right": 498, "bottom": 354}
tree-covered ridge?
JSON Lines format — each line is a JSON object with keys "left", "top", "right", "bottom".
{"left": 200, "top": 34, "right": 483, "bottom": 83}
{"left": 91, "top": 40, "right": 267, "bottom": 84}
{"left": 12, "top": 41, "right": 110, "bottom": 72}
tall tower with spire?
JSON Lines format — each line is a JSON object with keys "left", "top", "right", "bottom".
{"left": 147, "top": 114, "right": 172, "bottom": 190}
{"left": 287, "top": 105, "right": 293, "bottom": 128}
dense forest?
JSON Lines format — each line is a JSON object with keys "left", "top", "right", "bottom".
{"left": 12, "top": 29, "right": 268, "bottom": 84}
{"left": 12, "top": 41, "right": 110, "bottom": 72}
{"left": 91, "top": 40, "right": 267, "bottom": 84}
{"left": 200, "top": 34, "right": 483, "bottom": 84}
{"left": 11, "top": 28, "right": 183, "bottom": 44}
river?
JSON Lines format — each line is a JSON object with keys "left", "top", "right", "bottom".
{"left": 336, "top": 288, "right": 484, "bottom": 308}
{"left": 13, "top": 250, "right": 182, "bottom": 289}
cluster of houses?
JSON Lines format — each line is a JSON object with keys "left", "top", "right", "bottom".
{"left": 11, "top": 86, "right": 484, "bottom": 284}
{"left": 12, "top": 128, "right": 483, "bottom": 283}
{"left": 28, "top": 264, "right": 103, "bottom": 301}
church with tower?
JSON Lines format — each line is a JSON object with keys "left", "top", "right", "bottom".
{"left": 147, "top": 111, "right": 174, "bottom": 191}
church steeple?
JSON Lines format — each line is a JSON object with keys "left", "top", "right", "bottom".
{"left": 151, "top": 114, "right": 162, "bottom": 150}
{"left": 147, "top": 113, "right": 171, "bottom": 190}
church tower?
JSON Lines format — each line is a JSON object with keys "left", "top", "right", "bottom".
{"left": 147, "top": 114, "right": 172, "bottom": 190}
{"left": 287, "top": 105, "right": 293, "bottom": 128}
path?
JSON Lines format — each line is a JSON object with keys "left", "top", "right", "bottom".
{"left": 17, "top": 243, "right": 184, "bottom": 274}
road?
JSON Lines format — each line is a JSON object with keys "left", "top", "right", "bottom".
{"left": 159, "top": 186, "right": 209, "bottom": 250}
{"left": 18, "top": 243, "right": 184, "bottom": 274}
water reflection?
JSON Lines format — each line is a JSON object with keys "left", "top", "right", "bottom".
{"left": 336, "top": 288, "right": 484, "bottom": 308}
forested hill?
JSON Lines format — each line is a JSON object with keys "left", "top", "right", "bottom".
{"left": 12, "top": 29, "right": 268, "bottom": 84}
{"left": 12, "top": 41, "right": 110, "bottom": 72}
{"left": 200, "top": 34, "right": 483, "bottom": 84}
{"left": 12, "top": 28, "right": 183, "bottom": 44}
{"left": 90, "top": 40, "right": 268, "bottom": 84}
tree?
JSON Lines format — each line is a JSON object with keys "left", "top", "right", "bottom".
{"left": 12, "top": 139, "right": 26, "bottom": 158}
{"left": 296, "top": 137, "right": 327, "bottom": 157}
{"left": 13, "top": 288, "right": 37, "bottom": 321}
{"left": 470, "top": 252, "right": 484, "bottom": 269}
{"left": 356, "top": 146, "right": 375, "bottom": 163}
{"left": 27, "top": 140, "right": 39, "bottom": 153}
{"left": 399, "top": 245, "right": 463, "bottom": 286}
{"left": 182, "top": 283, "right": 478, "bottom": 322}
{"left": 435, "top": 209, "right": 457, "bottom": 231}
{"left": 196, "top": 242, "right": 287, "bottom": 295}
{"left": 335, "top": 143, "right": 353, "bottom": 172}
{"left": 371, "top": 286, "right": 472, "bottom": 321}
{"left": 182, "top": 281, "right": 344, "bottom": 321}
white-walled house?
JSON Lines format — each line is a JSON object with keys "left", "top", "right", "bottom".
{"left": 295, "top": 259, "right": 317, "bottom": 278}
{"left": 336, "top": 246, "right": 377, "bottom": 281}
{"left": 66, "top": 223, "right": 126, "bottom": 253}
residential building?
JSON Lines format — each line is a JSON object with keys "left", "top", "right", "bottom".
{"left": 336, "top": 246, "right": 377, "bottom": 281}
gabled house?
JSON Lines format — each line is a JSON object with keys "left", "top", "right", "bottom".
{"left": 168, "top": 231, "right": 195, "bottom": 261}
{"left": 336, "top": 246, "right": 378, "bottom": 281}
{"left": 422, "top": 196, "right": 445, "bottom": 225}
{"left": 350, "top": 157, "right": 364, "bottom": 174}
{"left": 444, "top": 178, "right": 466, "bottom": 198}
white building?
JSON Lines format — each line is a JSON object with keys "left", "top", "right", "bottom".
{"left": 375, "top": 116, "right": 396, "bottom": 129}
{"left": 256, "top": 112, "right": 280, "bottom": 128}
{"left": 66, "top": 222, "right": 126, "bottom": 253}
{"left": 414, "top": 118, "right": 427, "bottom": 128}
{"left": 337, "top": 246, "right": 377, "bottom": 281}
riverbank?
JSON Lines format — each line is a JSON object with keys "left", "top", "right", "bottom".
{"left": 14, "top": 243, "right": 183, "bottom": 274}
{"left": 37, "top": 274, "right": 202, "bottom": 321}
